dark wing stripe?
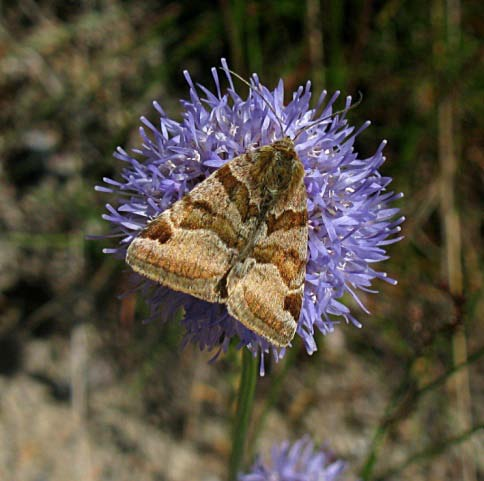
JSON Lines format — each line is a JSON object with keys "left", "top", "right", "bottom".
{"left": 265, "top": 209, "right": 307, "bottom": 235}
{"left": 252, "top": 245, "right": 306, "bottom": 287}
{"left": 284, "top": 293, "right": 303, "bottom": 321}
{"left": 174, "top": 195, "right": 241, "bottom": 249}
{"left": 140, "top": 216, "right": 173, "bottom": 243}
{"left": 215, "top": 164, "right": 260, "bottom": 222}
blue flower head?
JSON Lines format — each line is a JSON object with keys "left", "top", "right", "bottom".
{"left": 98, "top": 59, "right": 404, "bottom": 370}
{"left": 239, "top": 436, "right": 347, "bottom": 481}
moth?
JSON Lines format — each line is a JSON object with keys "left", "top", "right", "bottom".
{"left": 126, "top": 136, "right": 308, "bottom": 347}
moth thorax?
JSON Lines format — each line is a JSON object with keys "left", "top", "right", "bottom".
{"left": 270, "top": 150, "right": 295, "bottom": 191}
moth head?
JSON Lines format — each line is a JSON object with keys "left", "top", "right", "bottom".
{"left": 269, "top": 137, "right": 304, "bottom": 190}
{"left": 271, "top": 136, "right": 296, "bottom": 164}
{"left": 271, "top": 136, "right": 295, "bottom": 151}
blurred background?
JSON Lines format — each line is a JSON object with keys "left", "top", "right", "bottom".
{"left": 0, "top": 1, "right": 482, "bottom": 480}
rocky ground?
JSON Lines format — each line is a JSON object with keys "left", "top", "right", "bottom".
{"left": 1, "top": 322, "right": 481, "bottom": 481}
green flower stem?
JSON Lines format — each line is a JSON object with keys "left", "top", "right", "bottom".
{"left": 228, "top": 348, "right": 258, "bottom": 481}
{"left": 248, "top": 345, "right": 297, "bottom": 461}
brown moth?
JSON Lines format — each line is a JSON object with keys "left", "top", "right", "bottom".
{"left": 126, "top": 136, "right": 308, "bottom": 347}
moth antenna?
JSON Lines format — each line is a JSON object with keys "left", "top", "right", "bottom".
{"left": 222, "top": 68, "right": 285, "bottom": 137}
{"left": 293, "top": 91, "right": 364, "bottom": 141}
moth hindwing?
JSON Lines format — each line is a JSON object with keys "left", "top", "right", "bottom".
{"left": 126, "top": 137, "right": 308, "bottom": 347}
